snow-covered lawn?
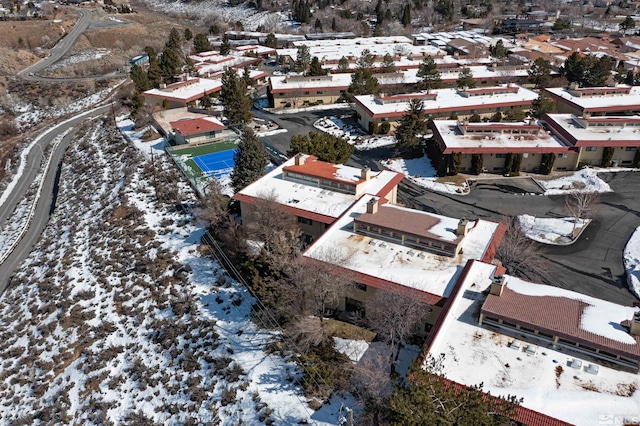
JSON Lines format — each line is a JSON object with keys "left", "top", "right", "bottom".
{"left": 116, "top": 116, "right": 166, "bottom": 160}
{"left": 518, "top": 214, "right": 591, "bottom": 245}
{"left": 624, "top": 226, "right": 640, "bottom": 299}
{"left": 384, "top": 156, "right": 469, "bottom": 195}
{"left": 540, "top": 167, "right": 618, "bottom": 195}
{"left": 271, "top": 103, "right": 352, "bottom": 115}
{"left": 313, "top": 116, "right": 396, "bottom": 150}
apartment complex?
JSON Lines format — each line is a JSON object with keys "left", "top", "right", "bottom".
{"left": 543, "top": 84, "right": 640, "bottom": 116}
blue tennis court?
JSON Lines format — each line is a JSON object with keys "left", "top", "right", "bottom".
{"left": 193, "top": 148, "right": 238, "bottom": 179}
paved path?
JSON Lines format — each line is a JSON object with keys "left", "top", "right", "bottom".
{"left": 0, "top": 105, "right": 111, "bottom": 293}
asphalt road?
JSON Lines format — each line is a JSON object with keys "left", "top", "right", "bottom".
{"left": 0, "top": 105, "right": 111, "bottom": 293}
{"left": 16, "top": 8, "right": 127, "bottom": 83}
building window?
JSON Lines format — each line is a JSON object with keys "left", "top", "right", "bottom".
{"left": 496, "top": 154, "right": 507, "bottom": 158}
{"left": 316, "top": 91, "right": 323, "bottom": 94}
{"left": 355, "top": 283, "right": 367, "bottom": 292}
{"left": 304, "top": 91, "right": 310, "bottom": 95}
{"left": 558, "top": 153, "right": 568, "bottom": 158}
{"left": 585, "top": 147, "right": 597, "bottom": 152}
{"left": 298, "top": 217, "right": 313, "bottom": 225}
{"left": 626, "top": 147, "right": 637, "bottom": 151}
{"left": 345, "top": 297, "right": 365, "bottom": 315}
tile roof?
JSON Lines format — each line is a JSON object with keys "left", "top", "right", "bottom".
{"left": 169, "top": 117, "right": 226, "bottom": 136}
{"left": 481, "top": 286, "right": 640, "bottom": 360}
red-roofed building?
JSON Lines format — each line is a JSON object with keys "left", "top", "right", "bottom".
{"left": 169, "top": 116, "right": 236, "bottom": 146}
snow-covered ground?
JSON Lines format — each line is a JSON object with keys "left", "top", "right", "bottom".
{"left": 384, "top": 156, "right": 469, "bottom": 195}
{"left": 313, "top": 116, "right": 397, "bottom": 150}
{"left": 48, "top": 48, "right": 111, "bottom": 70}
{"left": 144, "top": 0, "right": 287, "bottom": 31}
{"left": 518, "top": 214, "right": 591, "bottom": 245}
{"left": 271, "top": 103, "right": 352, "bottom": 115}
{"left": 0, "top": 119, "right": 350, "bottom": 424}
{"left": 624, "top": 226, "right": 640, "bottom": 300}
{"left": 539, "top": 167, "right": 622, "bottom": 195}
{"left": 116, "top": 116, "right": 166, "bottom": 161}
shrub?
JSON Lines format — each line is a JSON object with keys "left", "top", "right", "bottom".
{"left": 368, "top": 121, "right": 379, "bottom": 135}
{"left": 379, "top": 121, "right": 391, "bottom": 134}
{"left": 470, "top": 154, "right": 483, "bottom": 175}
{"left": 601, "top": 146, "right": 614, "bottom": 167}
{"left": 539, "top": 153, "right": 556, "bottom": 175}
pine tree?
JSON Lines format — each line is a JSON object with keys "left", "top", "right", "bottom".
{"left": 417, "top": 56, "right": 442, "bottom": 90}
{"left": 456, "top": 67, "right": 476, "bottom": 89}
{"left": 380, "top": 53, "right": 396, "bottom": 73}
{"left": 184, "top": 28, "right": 193, "bottom": 41}
{"left": 200, "top": 91, "right": 212, "bottom": 109}
{"left": 308, "top": 56, "right": 325, "bottom": 76}
{"left": 331, "top": 16, "right": 337, "bottom": 31}
{"left": 147, "top": 61, "right": 162, "bottom": 88}
{"left": 231, "top": 127, "right": 269, "bottom": 192}
{"left": 130, "top": 64, "right": 151, "bottom": 93}
{"left": 401, "top": 3, "right": 411, "bottom": 27}
{"left": 530, "top": 93, "right": 556, "bottom": 118}
{"left": 287, "top": 131, "right": 354, "bottom": 164}
{"left": 349, "top": 49, "right": 379, "bottom": 95}
{"left": 528, "top": 58, "right": 551, "bottom": 88}
{"left": 265, "top": 33, "right": 278, "bottom": 48}
{"left": 165, "top": 27, "right": 181, "bottom": 50}
{"left": 337, "top": 56, "right": 350, "bottom": 73}
{"left": 620, "top": 15, "right": 636, "bottom": 34}
{"left": 220, "top": 68, "right": 252, "bottom": 125}
{"left": 489, "top": 39, "right": 509, "bottom": 62}
{"left": 144, "top": 46, "right": 157, "bottom": 65}
{"left": 395, "top": 99, "right": 427, "bottom": 152}
{"left": 193, "top": 33, "right": 213, "bottom": 53}
{"left": 220, "top": 35, "right": 231, "bottom": 55}
{"left": 295, "top": 45, "right": 311, "bottom": 72}
{"left": 159, "top": 48, "right": 182, "bottom": 82}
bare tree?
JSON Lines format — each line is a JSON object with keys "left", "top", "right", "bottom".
{"left": 194, "top": 179, "right": 229, "bottom": 229}
{"left": 565, "top": 190, "right": 599, "bottom": 237}
{"left": 352, "top": 349, "right": 394, "bottom": 426}
{"left": 497, "top": 216, "right": 549, "bottom": 280}
{"left": 364, "top": 289, "right": 430, "bottom": 374}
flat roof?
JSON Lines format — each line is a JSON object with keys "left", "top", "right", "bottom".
{"left": 544, "top": 85, "right": 640, "bottom": 113}
{"left": 354, "top": 84, "right": 538, "bottom": 118}
{"left": 425, "top": 261, "right": 640, "bottom": 425}
{"left": 430, "top": 120, "right": 571, "bottom": 154}
{"left": 142, "top": 78, "right": 222, "bottom": 104}
{"left": 303, "top": 196, "right": 502, "bottom": 302}
{"left": 543, "top": 113, "right": 640, "bottom": 147}
{"left": 232, "top": 155, "right": 404, "bottom": 222}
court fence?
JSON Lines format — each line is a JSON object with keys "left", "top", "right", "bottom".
{"left": 165, "top": 144, "right": 209, "bottom": 198}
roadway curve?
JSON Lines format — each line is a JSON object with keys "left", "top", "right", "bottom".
{"left": 17, "top": 8, "right": 127, "bottom": 83}
{"left": 0, "top": 105, "right": 111, "bottom": 293}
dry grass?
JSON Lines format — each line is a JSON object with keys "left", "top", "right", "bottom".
{"left": 436, "top": 174, "right": 467, "bottom": 187}
{"left": 324, "top": 319, "right": 376, "bottom": 342}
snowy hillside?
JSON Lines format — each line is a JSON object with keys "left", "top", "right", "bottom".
{"left": 0, "top": 120, "right": 344, "bottom": 425}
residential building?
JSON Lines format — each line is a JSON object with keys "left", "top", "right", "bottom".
{"left": 421, "top": 259, "right": 640, "bottom": 425}
{"left": 543, "top": 84, "right": 640, "bottom": 116}
{"left": 302, "top": 195, "right": 505, "bottom": 329}
{"left": 429, "top": 120, "right": 575, "bottom": 173}
{"left": 168, "top": 116, "right": 236, "bottom": 146}
{"left": 232, "top": 154, "right": 404, "bottom": 244}
{"left": 143, "top": 78, "right": 223, "bottom": 109}
{"left": 542, "top": 113, "right": 640, "bottom": 168}
{"left": 353, "top": 84, "right": 538, "bottom": 132}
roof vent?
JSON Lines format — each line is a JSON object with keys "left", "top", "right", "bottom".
{"left": 457, "top": 218, "right": 470, "bottom": 236}
{"left": 490, "top": 275, "right": 505, "bottom": 296}
{"left": 366, "top": 197, "right": 379, "bottom": 214}
{"left": 631, "top": 311, "right": 640, "bottom": 336}
{"left": 294, "top": 153, "right": 306, "bottom": 166}
{"left": 361, "top": 167, "right": 371, "bottom": 181}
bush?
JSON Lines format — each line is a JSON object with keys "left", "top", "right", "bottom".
{"left": 368, "top": 121, "right": 379, "bottom": 135}
{"left": 633, "top": 148, "right": 640, "bottom": 168}
{"left": 601, "top": 146, "right": 614, "bottom": 167}
{"left": 470, "top": 153, "right": 483, "bottom": 175}
{"left": 379, "top": 121, "right": 391, "bottom": 134}
{"left": 539, "top": 153, "right": 556, "bottom": 175}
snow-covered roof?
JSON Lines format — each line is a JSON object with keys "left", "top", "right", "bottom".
{"left": 543, "top": 113, "right": 640, "bottom": 147}
{"left": 354, "top": 84, "right": 538, "bottom": 118}
{"left": 232, "top": 155, "right": 404, "bottom": 222}
{"left": 425, "top": 260, "right": 640, "bottom": 425}
{"left": 303, "top": 196, "right": 501, "bottom": 303}
{"left": 544, "top": 85, "right": 640, "bottom": 113}
{"left": 142, "top": 78, "right": 222, "bottom": 103}
{"left": 430, "top": 120, "right": 571, "bottom": 153}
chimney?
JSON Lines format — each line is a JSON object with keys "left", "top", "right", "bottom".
{"left": 366, "top": 197, "right": 379, "bottom": 214}
{"left": 159, "top": 83, "right": 167, "bottom": 90}
{"left": 630, "top": 312, "right": 640, "bottom": 336}
{"left": 361, "top": 167, "right": 371, "bottom": 181}
{"left": 457, "top": 218, "right": 470, "bottom": 236}
{"left": 490, "top": 275, "right": 506, "bottom": 296}
{"left": 569, "top": 81, "right": 579, "bottom": 91}
{"left": 294, "top": 153, "right": 306, "bottom": 166}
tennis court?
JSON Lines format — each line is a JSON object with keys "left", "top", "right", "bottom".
{"left": 193, "top": 148, "right": 238, "bottom": 179}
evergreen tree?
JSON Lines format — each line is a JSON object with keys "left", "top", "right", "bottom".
{"left": 337, "top": 56, "right": 350, "bottom": 73}
{"left": 456, "top": 67, "right": 476, "bottom": 89}
{"left": 287, "top": 131, "right": 354, "bottom": 164}
{"left": 220, "top": 35, "right": 231, "bottom": 55}
{"left": 390, "top": 356, "right": 522, "bottom": 425}
{"left": 416, "top": 56, "right": 442, "bottom": 90}
{"left": 165, "top": 27, "right": 181, "bottom": 50}
{"left": 380, "top": 53, "right": 396, "bottom": 73}
{"left": 528, "top": 57, "right": 551, "bottom": 88}
{"left": 193, "top": 33, "right": 213, "bottom": 53}
{"left": 200, "top": 91, "right": 212, "bottom": 109}
{"left": 265, "top": 33, "right": 278, "bottom": 48}
{"left": 231, "top": 127, "right": 269, "bottom": 193}
{"left": 144, "top": 46, "right": 157, "bottom": 65}
{"left": 130, "top": 64, "right": 151, "bottom": 93}
{"left": 308, "top": 56, "right": 325, "bottom": 76}
{"left": 314, "top": 18, "right": 323, "bottom": 32}
{"left": 184, "top": 28, "right": 193, "bottom": 41}
{"left": 530, "top": 93, "right": 556, "bottom": 118}
{"left": 159, "top": 48, "right": 182, "bottom": 82}
{"left": 295, "top": 45, "right": 311, "bottom": 72}
{"left": 489, "top": 39, "right": 509, "bottom": 62}
{"left": 620, "top": 15, "right": 636, "bottom": 34}
{"left": 331, "top": 16, "right": 337, "bottom": 31}
{"left": 401, "top": 3, "right": 411, "bottom": 27}
{"left": 147, "top": 60, "right": 162, "bottom": 88}
{"left": 561, "top": 51, "right": 584, "bottom": 84}
{"left": 503, "top": 108, "right": 526, "bottom": 122}
{"left": 220, "top": 68, "right": 253, "bottom": 125}
{"left": 395, "top": 99, "right": 427, "bottom": 152}
{"left": 349, "top": 49, "right": 379, "bottom": 95}
{"left": 561, "top": 52, "right": 613, "bottom": 87}
{"left": 242, "top": 65, "right": 253, "bottom": 88}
